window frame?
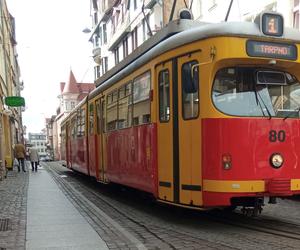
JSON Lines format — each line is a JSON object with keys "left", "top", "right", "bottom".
{"left": 117, "top": 81, "right": 133, "bottom": 130}
{"left": 181, "top": 60, "right": 200, "bottom": 120}
{"left": 158, "top": 69, "right": 170, "bottom": 123}
{"left": 132, "top": 70, "right": 152, "bottom": 126}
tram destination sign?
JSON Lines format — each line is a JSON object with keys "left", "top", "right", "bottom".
{"left": 246, "top": 40, "right": 297, "bottom": 60}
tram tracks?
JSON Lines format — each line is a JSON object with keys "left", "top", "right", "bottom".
{"left": 208, "top": 210, "right": 300, "bottom": 241}
{"left": 45, "top": 163, "right": 235, "bottom": 249}
{"left": 44, "top": 162, "right": 300, "bottom": 249}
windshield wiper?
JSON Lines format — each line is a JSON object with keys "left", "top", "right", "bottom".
{"left": 283, "top": 106, "right": 300, "bottom": 120}
{"left": 254, "top": 87, "right": 272, "bottom": 119}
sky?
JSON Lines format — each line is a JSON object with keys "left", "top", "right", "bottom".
{"left": 6, "top": 0, "right": 94, "bottom": 135}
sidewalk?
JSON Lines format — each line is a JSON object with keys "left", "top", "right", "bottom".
{"left": 0, "top": 161, "right": 108, "bottom": 250}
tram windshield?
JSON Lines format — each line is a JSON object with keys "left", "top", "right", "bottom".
{"left": 212, "top": 67, "right": 300, "bottom": 118}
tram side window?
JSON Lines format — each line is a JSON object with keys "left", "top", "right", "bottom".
{"left": 133, "top": 71, "right": 151, "bottom": 125}
{"left": 77, "top": 108, "right": 85, "bottom": 137}
{"left": 61, "top": 125, "right": 65, "bottom": 144}
{"left": 96, "top": 99, "right": 106, "bottom": 133}
{"left": 107, "top": 91, "right": 118, "bottom": 131}
{"left": 81, "top": 108, "right": 86, "bottom": 136}
{"left": 89, "top": 103, "right": 94, "bottom": 135}
{"left": 159, "top": 69, "right": 170, "bottom": 122}
{"left": 181, "top": 61, "right": 199, "bottom": 119}
{"left": 71, "top": 117, "right": 76, "bottom": 139}
{"left": 96, "top": 100, "right": 101, "bottom": 133}
{"left": 76, "top": 110, "right": 81, "bottom": 137}
{"left": 118, "top": 82, "right": 132, "bottom": 129}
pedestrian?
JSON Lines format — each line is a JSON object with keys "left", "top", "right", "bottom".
{"left": 29, "top": 147, "right": 39, "bottom": 172}
{"left": 14, "top": 142, "right": 26, "bottom": 172}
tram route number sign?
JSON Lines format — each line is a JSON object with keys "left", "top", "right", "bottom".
{"left": 246, "top": 40, "right": 297, "bottom": 60}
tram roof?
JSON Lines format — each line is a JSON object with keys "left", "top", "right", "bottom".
{"left": 90, "top": 19, "right": 300, "bottom": 99}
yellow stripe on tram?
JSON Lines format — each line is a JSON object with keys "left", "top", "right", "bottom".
{"left": 203, "top": 180, "right": 265, "bottom": 193}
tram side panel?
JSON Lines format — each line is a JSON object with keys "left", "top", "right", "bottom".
{"left": 106, "top": 124, "right": 157, "bottom": 195}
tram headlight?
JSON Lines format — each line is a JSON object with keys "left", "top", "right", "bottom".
{"left": 270, "top": 153, "right": 284, "bottom": 168}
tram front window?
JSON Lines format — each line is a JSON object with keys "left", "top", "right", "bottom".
{"left": 212, "top": 67, "right": 300, "bottom": 118}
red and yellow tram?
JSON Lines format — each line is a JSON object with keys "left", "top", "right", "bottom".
{"left": 61, "top": 12, "right": 300, "bottom": 213}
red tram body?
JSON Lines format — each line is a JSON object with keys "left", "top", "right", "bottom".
{"left": 61, "top": 12, "right": 300, "bottom": 212}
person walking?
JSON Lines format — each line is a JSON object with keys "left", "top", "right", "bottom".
{"left": 29, "top": 147, "right": 39, "bottom": 172}
{"left": 14, "top": 142, "right": 26, "bottom": 172}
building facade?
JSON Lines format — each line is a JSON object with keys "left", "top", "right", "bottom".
{"left": 190, "top": 0, "right": 294, "bottom": 26}
{"left": 28, "top": 133, "right": 47, "bottom": 157}
{"left": 48, "top": 70, "right": 95, "bottom": 160}
{"left": 89, "top": 0, "right": 187, "bottom": 81}
{"left": 0, "top": 0, "right": 23, "bottom": 176}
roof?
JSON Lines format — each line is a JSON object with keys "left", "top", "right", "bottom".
{"left": 61, "top": 70, "right": 95, "bottom": 95}
{"left": 62, "top": 70, "right": 79, "bottom": 94}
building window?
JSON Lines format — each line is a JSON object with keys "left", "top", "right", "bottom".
{"left": 94, "top": 12, "right": 98, "bottom": 26}
{"left": 131, "top": 27, "right": 138, "bottom": 51}
{"left": 103, "top": 24, "right": 107, "bottom": 44}
{"left": 94, "top": 35, "right": 99, "bottom": 47}
{"left": 114, "top": 47, "right": 119, "bottom": 64}
{"left": 71, "top": 101, "right": 75, "bottom": 109}
{"left": 294, "top": 0, "right": 299, "bottom": 29}
{"left": 99, "top": 26, "right": 103, "bottom": 46}
{"left": 123, "top": 37, "right": 128, "bottom": 58}
{"left": 134, "top": 0, "right": 137, "bottom": 10}
{"left": 101, "top": 57, "right": 108, "bottom": 75}
{"left": 95, "top": 65, "right": 100, "bottom": 79}
{"left": 142, "top": 16, "right": 150, "bottom": 41}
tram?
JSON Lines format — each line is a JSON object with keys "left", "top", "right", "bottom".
{"left": 61, "top": 11, "right": 300, "bottom": 214}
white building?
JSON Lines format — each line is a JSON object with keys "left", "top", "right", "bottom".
{"left": 89, "top": 0, "right": 187, "bottom": 82}
{"left": 28, "top": 133, "right": 47, "bottom": 157}
{"left": 190, "top": 0, "right": 295, "bottom": 28}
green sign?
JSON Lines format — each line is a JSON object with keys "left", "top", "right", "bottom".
{"left": 5, "top": 96, "right": 25, "bottom": 107}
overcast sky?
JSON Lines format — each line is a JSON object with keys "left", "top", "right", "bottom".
{"left": 6, "top": 0, "right": 94, "bottom": 135}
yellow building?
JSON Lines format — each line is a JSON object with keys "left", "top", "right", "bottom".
{"left": 0, "top": 0, "right": 23, "bottom": 177}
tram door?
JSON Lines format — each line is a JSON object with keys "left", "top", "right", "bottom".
{"left": 156, "top": 61, "right": 174, "bottom": 202}
{"left": 156, "top": 52, "right": 202, "bottom": 206}
{"left": 96, "top": 97, "right": 107, "bottom": 182}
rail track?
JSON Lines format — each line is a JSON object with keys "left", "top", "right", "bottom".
{"left": 43, "top": 162, "right": 300, "bottom": 249}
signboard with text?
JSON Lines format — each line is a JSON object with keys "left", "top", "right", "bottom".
{"left": 246, "top": 40, "right": 297, "bottom": 60}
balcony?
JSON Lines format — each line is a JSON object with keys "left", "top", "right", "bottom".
{"left": 92, "top": 47, "right": 101, "bottom": 64}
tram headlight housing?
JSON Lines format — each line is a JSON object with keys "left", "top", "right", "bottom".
{"left": 270, "top": 153, "right": 284, "bottom": 168}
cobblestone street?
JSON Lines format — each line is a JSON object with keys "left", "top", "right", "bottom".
{"left": 1, "top": 162, "right": 300, "bottom": 249}
{"left": 0, "top": 167, "right": 28, "bottom": 249}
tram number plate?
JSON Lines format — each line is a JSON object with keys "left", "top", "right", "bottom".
{"left": 269, "top": 130, "right": 286, "bottom": 142}
{"left": 246, "top": 40, "right": 297, "bottom": 60}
